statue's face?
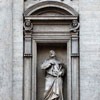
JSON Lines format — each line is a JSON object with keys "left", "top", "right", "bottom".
{"left": 49, "top": 50, "right": 56, "bottom": 58}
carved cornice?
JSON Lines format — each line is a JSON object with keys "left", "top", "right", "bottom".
{"left": 25, "top": 15, "right": 78, "bottom": 20}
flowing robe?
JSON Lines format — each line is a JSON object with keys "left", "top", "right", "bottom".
{"left": 41, "top": 58, "right": 65, "bottom": 100}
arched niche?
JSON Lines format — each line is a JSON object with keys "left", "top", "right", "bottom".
{"left": 24, "top": 1, "right": 78, "bottom": 16}
{"left": 23, "top": 1, "right": 79, "bottom": 100}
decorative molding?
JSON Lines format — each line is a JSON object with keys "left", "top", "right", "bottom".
{"left": 24, "top": 20, "right": 33, "bottom": 32}
{"left": 70, "top": 20, "right": 80, "bottom": 33}
{"left": 24, "top": 19, "right": 33, "bottom": 57}
{"left": 24, "top": 54, "right": 32, "bottom": 57}
{"left": 24, "top": 1, "right": 78, "bottom": 16}
{"left": 25, "top": 15, "right": 78, "bottom": 20}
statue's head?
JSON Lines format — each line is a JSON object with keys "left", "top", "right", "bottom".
{"left": 49, "top": 50, "right": 56, "bottom": 58}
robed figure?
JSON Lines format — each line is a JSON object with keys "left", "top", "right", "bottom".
{"left": 41, "top": 50, "right": 65, "bottom": 100}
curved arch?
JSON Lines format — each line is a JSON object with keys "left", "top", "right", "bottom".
{"left": 31, "top": 6, "right": 71, "bottom": 15}
{"left": 24, "top": 1, "right": 78, "bottom": 16}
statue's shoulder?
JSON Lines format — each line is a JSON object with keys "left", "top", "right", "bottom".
{"left": 55, "top": 59, "right": 62, "bottom": 64}
{"left": 42, "top": 58, "right": 52, "bottom": 64}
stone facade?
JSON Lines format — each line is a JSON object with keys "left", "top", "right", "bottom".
{"left": 0, "top": 0, "right": 13, "bottom": 100}
{"left": 80, "top": 1, "right": 100, "bottom": 100}
{"left": 0, "top": 0, "right": 100, "bottom": 100}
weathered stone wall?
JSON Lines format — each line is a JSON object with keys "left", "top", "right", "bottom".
{"left": 0, "top": 0, "right": 100, "bottom": 100}
{"left": 12, "top": 0, "right": 23, "bottom": 100}
{"left": 80, "top": 1, "right": 100, "bottom": 100}
{"left": 0, "top": 0, "right": 23, "bottom": 100}
{"left": 0, "top": 0, "right": 13, "bottom": 100}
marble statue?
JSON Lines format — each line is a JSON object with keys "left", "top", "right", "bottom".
{"left": 41, "top": 50, "right": 65, "bottom": 100}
